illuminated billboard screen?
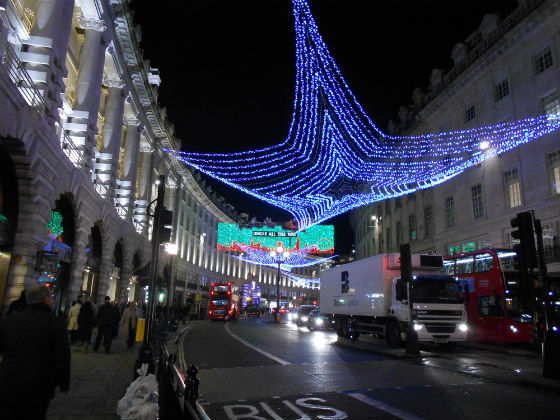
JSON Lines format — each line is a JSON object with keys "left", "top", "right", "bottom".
{"left": 217, "top": 223, "right": 334, "bottom": 254}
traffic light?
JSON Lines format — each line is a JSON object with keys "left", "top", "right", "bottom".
{"left": 510, "top": 212, "right": 537, "bottom": 269}
{"left": 159, "top": 207, "right": 173, "bottom": 244}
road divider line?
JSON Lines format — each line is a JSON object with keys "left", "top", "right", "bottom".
{"left": 347, "top": 392, "right": 424, "bottom": 420}
{"left": 225, "top": 323, "right": 291, "bottom": 365}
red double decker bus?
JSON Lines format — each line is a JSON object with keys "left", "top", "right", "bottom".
{"left": 444, "top": 248, "right": 534, "bottom": 343}
{"left": 208, "top": 282, "right": 239, "bottom": 321}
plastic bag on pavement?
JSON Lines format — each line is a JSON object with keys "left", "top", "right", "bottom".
{"left": 117, "top": 363, "right": 159, "bottom": 420}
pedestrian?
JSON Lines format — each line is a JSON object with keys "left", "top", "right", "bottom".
{"left": 67, "top": 298, "right": 82, "bottom": 345}
{"left": 0, "top": 285, "right": 70, "bottom": 419}
{"left": 77, "top": 294, "right": 95, "bottom": 352}
{"left": 93, "top": 296, "right": 120, "bottom": 353}
{"left": 120, "top": 301, "right": 138, "bottom": 348}
{"left": 6, "top": 289, "right": 27, "bottom": 315}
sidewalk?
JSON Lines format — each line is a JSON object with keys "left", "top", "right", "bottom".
{"left": 47, "top": 333, "right": 139, "bottom": 420}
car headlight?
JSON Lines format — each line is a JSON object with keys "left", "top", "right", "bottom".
{"left": 413, "top": 323, "right": 423, "bottom": 331}
{"left": 301, "top": 316, "right": 308, "bottom": 322}
{"left": 459, "top": 323, "right": 468, "bottom": 332}
{"left": 509, "top": 325, "right": 518, "bottom": 333}
{"left": 315, "top": 318, "right": 324, "bottom": 325}
{"left": 287, "top": 314, "right": 293, "bottom": 320}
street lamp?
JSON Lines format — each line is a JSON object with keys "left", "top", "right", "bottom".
{"left": 270, "top": 245, "right": 290, "bottom": 322}
{"left": 164, "top": 242, "right": 178, "bottom": 325}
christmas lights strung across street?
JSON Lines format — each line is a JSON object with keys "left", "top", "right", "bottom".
{"left": 167, "top": 0, "right": 560, "bottom": 231}
{"left": 233, "top": 242, "right": 336, "bottom": 271}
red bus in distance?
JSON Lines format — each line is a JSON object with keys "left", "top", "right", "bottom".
{"left": 208, "top": 282, "right": 239, "bottom": 321}
{"left": 444, "top": 248, "right": 534, "bottom": 343}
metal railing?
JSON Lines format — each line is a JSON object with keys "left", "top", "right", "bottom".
{"left": 158, "top": 327, "right": 210, "bottom": 420}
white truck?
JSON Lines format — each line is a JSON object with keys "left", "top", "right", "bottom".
{"left": 320, "top": 253, "right": 468, "bottom": 346}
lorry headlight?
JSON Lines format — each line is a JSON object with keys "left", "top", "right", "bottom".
{"left": 413, "top": 323, "right": 423, "bottom": 331}
{"left": 301, "top": 316, "right": 308, "bottom": 322}
{"left": 315, "top": 318, "right": 324, "bottom": 325}
{"left": 459, "top": 323, "right": 468, "bottom": 332}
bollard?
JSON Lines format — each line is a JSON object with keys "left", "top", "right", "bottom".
{"left": 185, "top": 364, "right": 200, "bottom": 403}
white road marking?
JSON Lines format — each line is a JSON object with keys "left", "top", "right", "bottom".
{"left": 225, "top": 322, "right": 291, "bottom": 365}
{"left": 347, "top": 392, "right": 424, "bottom": 420}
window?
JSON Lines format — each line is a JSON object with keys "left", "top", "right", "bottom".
{"left": 445, "top": 196, "right": 455, "bottom": 228}
{"left": 465, "top": 104, "right": 476, "bottom": 122}
{"left": 503, "top": 168, "right": 521, "bottom": 208}
{"left": 474, "top": 252, "right": 493, "bottom": 272}
{"left": 456, "top": 256, "right": 473, "bottom": 274}
{"left": 533, "top": 46, "right": 553, "bottom": 75}
{"left": 396, "top": 221, "right": 402, "bottom": 246}
{"left": 546, "top": 150, "right": 560, "bottom": 195}
{"left": 471, "top": 183, "right": 484, "bottom": 219}
{"left": 478, "top": 295, "right": 505, "bottom": 317}
{"left": 408, "top": 213, "right": 416, "bottom": 241}
{"left": 449, "top": 245, "right": 460, "bottom": 256}
{"left": 542, "top": 91, "right": 560, "bottom": 117}
{"left": 424, "top": 206, "right": 433, "bottom": 237}
{"left": 462, "top": 242, "right": 476, "bottom": 253}
{"left": 495, "top": 77, "right": 510, "bottom": 101}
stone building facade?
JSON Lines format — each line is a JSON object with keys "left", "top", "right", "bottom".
{"left": 351, "top": 0, "right": 560, "bottom": 275}
{"left": 0, "top": 0, "right": 318, "bottom": 315}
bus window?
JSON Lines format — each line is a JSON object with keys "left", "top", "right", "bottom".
{"left": 443, "top": 259, "right": 455, "bottom": 275}
{"left": 474, "top": 253, "right": 493, "bottom": 272}
{"left": 456, "top": 256, "right": 474, "bottom": 274}
{"left": 478, "top": 295, "right": 504, "bottom": 317}
{"left": 497, "top": 250, "right": 517, "bottom": 271}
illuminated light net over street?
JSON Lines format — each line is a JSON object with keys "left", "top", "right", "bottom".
{"left": 167, "top": 0, "right": 560, "bottom": 231}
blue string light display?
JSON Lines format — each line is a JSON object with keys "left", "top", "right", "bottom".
{"left": 167, "top": 0, "right": 560, "bottom": 231}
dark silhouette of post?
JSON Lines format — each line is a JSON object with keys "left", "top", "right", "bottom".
{"left": 134, "top": 174, "right": 165, "bottom": 378}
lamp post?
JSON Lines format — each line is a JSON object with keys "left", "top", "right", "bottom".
{"left": 270, "top": 245, "right": 290, "bottom": 322}
{"left": 164, "top": 242, "right": 178, "bottom": 326}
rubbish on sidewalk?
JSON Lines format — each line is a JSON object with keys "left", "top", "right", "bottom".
{"left": 117, "top": 363, "right": 158, "bottom": 420}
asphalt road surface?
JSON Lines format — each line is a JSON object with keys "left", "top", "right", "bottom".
{"left": 180, "top": 316, "right": 559, "bottom": 419}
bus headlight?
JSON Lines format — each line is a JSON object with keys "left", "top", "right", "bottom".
{"left": 459, "top": 323, "right": 468, "bottom": 332}
{"left": 315, "top": 318, "right": 324, "bottom": 325}
{"left": 413, "top": 323, "right": 423, "bottom": 331}
{"left": 509, "top": 325, "right": 518, "bottom": 333}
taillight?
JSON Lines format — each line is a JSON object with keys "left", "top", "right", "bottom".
{"left": 209, "top": 310, "right": 212, "bottom": 314}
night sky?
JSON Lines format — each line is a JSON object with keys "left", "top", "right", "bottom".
{"left": 130, "top": 0, "right": 518, "bottom": 254}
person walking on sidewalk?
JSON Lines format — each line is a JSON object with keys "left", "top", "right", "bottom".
{"left": 6, "top": 289, "right": 27, "bottom": 315}
{"left": 0, "top": 285, "right": 70, "bottom": 420}
{"left": 67, "top": 298, "right": 82, "bottom": 345}
{"left": 94, "top": 296, "right": 120, "bottom": 353}
{"left": 77, "top": 294, "right": 95, "bottom": 352}
{"left": 120, "top": 301, "right": 138, "bottom": 348}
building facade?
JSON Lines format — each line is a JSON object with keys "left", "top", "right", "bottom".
{"left": 351, "top": 0, "right": 560, "bottom": 274}
{"left": 0, "top": 0, "right": 318, "bottom": 315}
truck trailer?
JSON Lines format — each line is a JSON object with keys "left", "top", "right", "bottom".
{"left": 320, "top": 253, "right": 468, "bottom": 346}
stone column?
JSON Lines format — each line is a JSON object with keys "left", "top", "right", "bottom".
{"left": 122, "top": 117, "right": 142, "bottom": 220}
{"left": 66, "top": 219, "right": 91, "bottom": 306}
{"left": 97, "top": 238, "right": 115, "bottom": 303}
{"left": 100, "top": 77, "right": 126, "bottom": 197}
{"left": 71, "top": 17, "right": 107, "bottom": 165}
{"left": 24, "top": 0, "right": 74, "bottom": 120}
{"left": 133, "top": 142, "right": 152, "bottom": 234}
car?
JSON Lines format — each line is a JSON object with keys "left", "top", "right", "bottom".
{"left": 291, "top": 305, "right": 317, "bottom": 327}
{"left": 245, "top": 305, "right": 261, "bottom": 317}
{"left": 306, "top": 309, "right": 334, "bottom": 330}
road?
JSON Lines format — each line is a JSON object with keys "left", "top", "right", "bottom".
{"left": 179, "top": 315, "right": 559, "bottom": 419}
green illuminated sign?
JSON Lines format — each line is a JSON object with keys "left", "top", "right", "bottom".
{"left": 217, "top": 223, "right": 334, "bottom": 254}
{"left": 47, "top": 211, "right": 63, "bottom": 240}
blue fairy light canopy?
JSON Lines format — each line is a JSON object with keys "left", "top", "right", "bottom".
{"left": 167, "top": 0, "right": 560, "bottom": 231}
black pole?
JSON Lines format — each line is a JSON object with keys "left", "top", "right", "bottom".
{"left": 401, "top": 244, "right": 419, "bottom": 355}
{"left": 276, "top": 261, "right": 281, "bottom": 322}
{"left": 134, "top": 174, "right": 165, "bottom": 378}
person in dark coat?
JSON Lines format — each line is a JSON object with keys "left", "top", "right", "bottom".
{"left": 0, "top": 285, "right": 70, "bottom": 419}
{"left": 93, "top": 296, "right": 120, "bottom": 353}
{"left": 77, "top": 295, "right": 95, "bottom": 352}
{"left": 6, "top": 289, "right": 27, "bottom": 315}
